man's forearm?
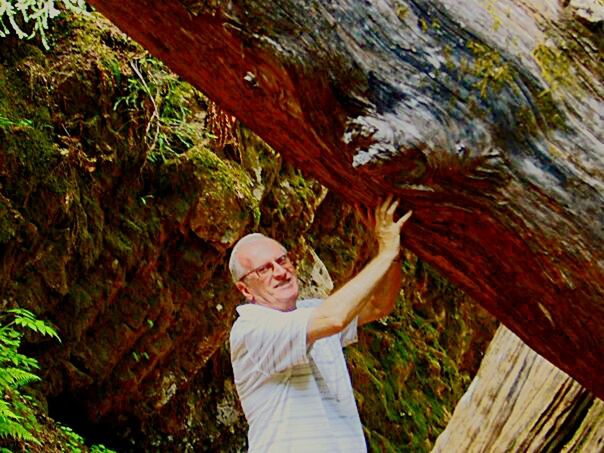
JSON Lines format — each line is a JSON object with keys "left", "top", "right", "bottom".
{"left": 358, "top": 259, "right": 402, "bottom": 325}
{"left": 307, "top": 250, "right": 397, "bottom": 343}
{"left": 374, "top": 259, "right": 402, "bottom": 312}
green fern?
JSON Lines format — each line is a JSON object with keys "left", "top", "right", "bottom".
{"left": 0, "top": 308, "right": 60, "bottom": 446}
{"left": 0, "top": 418, "right": 41, "bottom": 444}
{"left": 0, "top": 399, "right": 41, "bottom": 445}
{"left": 8, "top": 308, "right": 61, "bottom": 341}
{"left": 0, "top": 399, "right": 22, "bottom": 421}
{"left": 0, "top": 367, "right": 41, "bottom": 388}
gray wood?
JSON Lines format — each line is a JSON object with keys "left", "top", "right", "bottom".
{"left": 433, "top": 326, "right": 603, "bottom": 452}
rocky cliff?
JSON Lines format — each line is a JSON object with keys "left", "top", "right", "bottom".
{"left": 0, "top": 12, "right": 495, "bottom": 452}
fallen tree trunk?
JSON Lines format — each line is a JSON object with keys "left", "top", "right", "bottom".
{"left": 85, "top": 0, "right": 604, "bottom": 397}
{"left": 432, "top": 326, "right": 604, "bottom": 452}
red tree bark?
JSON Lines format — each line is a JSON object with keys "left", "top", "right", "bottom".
{"left": 86, "top": 0, "right": 604, "bottom": 397}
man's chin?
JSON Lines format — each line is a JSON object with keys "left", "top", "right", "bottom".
{"left": 280, "top": 282, "right": 299, "bottom": 303}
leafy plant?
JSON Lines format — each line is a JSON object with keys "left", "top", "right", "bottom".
{"left": 57, "top": 423, "right": 116, "bottom": 453}
{"left": 0, "top": 308, "right": 59, "bottom": 445}
{"left": 0, "top": 115, "right": 32, "bottom": 129}
{"left": 90, "top": 444, "right": 117, "bottom": 453}
{"left": 58, "top": 423, "right": 85, "bottom": 452}
{"left": 0, "top": 0, "right": 86, "bottom": 48}
{"left": 58, "top": 422, "right": 117, "bottom": 453}
{"left": 114, "top": 56, "right": 210, "bottom": 163}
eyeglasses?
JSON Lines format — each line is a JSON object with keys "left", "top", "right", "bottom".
{"left": 239, "top": 253, "right": 292, "bottom": 282}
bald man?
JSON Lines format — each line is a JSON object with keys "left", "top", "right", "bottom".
{"left": 229, "top": 198, "right": 411, "bottom": 452}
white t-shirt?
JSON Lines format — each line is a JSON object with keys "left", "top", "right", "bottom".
{"left": 230, "top": 298, "right": 366, "bottom": 453}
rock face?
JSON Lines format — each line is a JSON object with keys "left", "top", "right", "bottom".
{"left": 85, "top": 0, "right": 604, "bottom": 398}
{"left": 0, "top": 13, "right": 496, "bottom": 452}
{"left": 433, "top": 326, "right": 604, "bottom": 453}
{"left": 0, "top": 13, "right": 320, "bottom": 447}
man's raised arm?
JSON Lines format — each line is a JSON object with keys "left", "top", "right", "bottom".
{"left": 307, "top": 197, "right": 412, "bottom": 344}
{"left": 357, "top": 259, "right": 402, "bottom": 326}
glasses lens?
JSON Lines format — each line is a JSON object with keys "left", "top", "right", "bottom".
{"left": 243, "top": 253, "right": 290, "bottom": 281}
{"left": 255, "top": 263, "right": 272, "bottom": 279}
{"left": 275, "top": 254, "right": 289, "bottom": 266}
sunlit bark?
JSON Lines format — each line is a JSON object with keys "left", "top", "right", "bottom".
{"left": 86, "top": 0, "right": 604, "bottom": 397}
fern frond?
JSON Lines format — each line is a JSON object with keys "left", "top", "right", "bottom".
{"left": 0, "top": 353, "right": 39, "bottom": 372}
{"left": 6, "top": 309, "right": 35, "bottom": 320}
{"left": 0, "top": 418, "right": 41, "bottom": 444}
{"left": 10, "top": 312, "right": 60, "bottom": 341}
{"left": 0, "top": 367, "right": 41, "bottom": 388}
{"left": 0, "top": 400, "right": 22, "bottom": 421}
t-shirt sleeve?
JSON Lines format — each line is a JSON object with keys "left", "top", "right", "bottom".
{"left": 243, "top": 307, "right": 314, "bottom": 376}
{"left": 340, "top": 315, "right": 358, "bottom": 347}
{"left": 299, "top": 298, "right": 358, "bottom": 347}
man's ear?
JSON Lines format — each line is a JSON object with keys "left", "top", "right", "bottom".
{"left": 235, "top": 281, "right": 254, "bottom": 302}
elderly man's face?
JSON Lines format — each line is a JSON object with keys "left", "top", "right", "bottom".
{"left": 235, "top": 238, "right": 299, "bottom": 311}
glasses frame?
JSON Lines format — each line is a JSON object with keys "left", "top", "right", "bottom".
{"left": 238, "top": 253, "right": 292, "bottom": 282}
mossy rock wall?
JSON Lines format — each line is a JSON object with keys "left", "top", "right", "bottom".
{"left": 0, "top": 12, "right": 496, "bottom": 452}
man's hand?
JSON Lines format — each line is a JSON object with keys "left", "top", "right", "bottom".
{"left": 355, "top": 196, "right": 412, "bottom": 325}
{"left": 373, "top": 196, "right": 412, "bottom": 258}
{"left": 307, "top": 196, "right": 413, "bottom": 343}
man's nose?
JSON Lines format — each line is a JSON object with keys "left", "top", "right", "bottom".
{"left": 272, "top": 261, "right": 289, "bottom": 278}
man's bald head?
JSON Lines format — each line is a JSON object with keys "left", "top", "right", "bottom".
{"left": 229, "top": 233, "right": 286, "bottom": 282}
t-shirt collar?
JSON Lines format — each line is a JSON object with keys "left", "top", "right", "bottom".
{"left": 236, "top": 302, "right": 301, "bottom": 317}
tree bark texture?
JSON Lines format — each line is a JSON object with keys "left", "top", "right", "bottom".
{"left": 85, "top": 0, "right": 604, "bottom": 397}
{"left": 432, "top": 325, "right": 604, "bottom": 452}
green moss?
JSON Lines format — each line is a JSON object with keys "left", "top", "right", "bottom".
{"left": 190, "top": 146, "right": 258, "bottom": 215}
{"left": 157, "top": 145, "right": 261, "bottom": 249}
{"left": 106, "top": 230, "right": 133, "bottom": 254}
{"left": 533, "top": 86, "right": 568, "bottom": 131}
{"left": 395, "top": 4, "right": 409, "bottom": 21}
{"left": 519, "top": 99, "right": 566, "bottom": 141}
{"left": 418, "top": 17, "right": 428, "bottom": 33}
{"left": 0, "top": 113, "right": 56, "bottom": 177}
{"left": 467, "top": 40, "right": 514, "bottom": 98}
{"left": 483, "top": 0, "right": 503, "bottom": 32}
{"left": 532, "top": 43, "right": 578, "bottom": 93}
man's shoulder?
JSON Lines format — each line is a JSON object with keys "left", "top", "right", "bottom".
{"left": 229, "top": 315, "right": 254, "bottom": 351}
{"left": 230, "top": 307, "right": 254, "bottom": 341}
{"left": 230, "top": 303, "right": 278, "bottom": 340}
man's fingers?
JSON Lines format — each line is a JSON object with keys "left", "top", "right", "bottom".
{"left": 377, "top": 195, "right": 393, "bottom": 220}
{"left": 375, "top": 197, "right": 384, "bottom": 222}
{"left": 396, "top": 210, "right": 413, "bottom": 229}
{"left": 383, "top": 194, "right": 393, "bottom": 212}
{"left": 386, "top": 199, "right": 399, "bottom": 217}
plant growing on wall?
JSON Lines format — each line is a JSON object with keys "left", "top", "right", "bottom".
{"left": 114, "top": 56, "right": 210, "bottom": 163}
{"left": 0, "top": 0, "right": 86, "bottom": 47}
{"left": 0, "top": 308, "right": 59, "bottom": 445}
